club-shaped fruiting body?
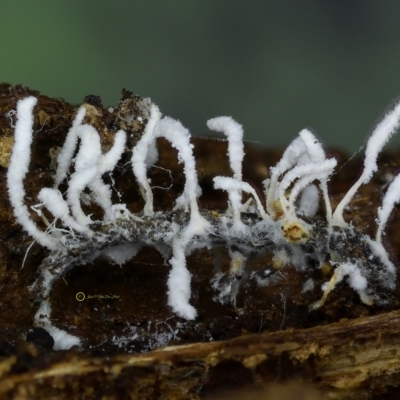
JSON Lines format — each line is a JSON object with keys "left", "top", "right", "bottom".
{"left": 7, "top": 95, "right": 400, "bottom": 350}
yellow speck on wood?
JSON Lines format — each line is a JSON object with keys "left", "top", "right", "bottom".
{"left": 282, "top": 220, "right": 309, "bottom": 243}
{"left": 0, "top": 136, "right": 14, "bottom": 168}
{"left": 242, "top": 354, "right": 267, "bottom": 369}
{"left": 320, "top": 262, "right": 333, "bottom": 276}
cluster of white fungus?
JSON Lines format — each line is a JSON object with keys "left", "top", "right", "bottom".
{"left": 7, "top": 95, "right": 400, "bottom": 350}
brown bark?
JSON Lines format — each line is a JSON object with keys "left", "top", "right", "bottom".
{"left": 1, "top": 84, "right": 400, "bottom": 399}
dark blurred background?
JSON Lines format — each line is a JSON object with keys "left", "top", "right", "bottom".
{"left": 2, "top": 1, "right": 400, "bottom": 152}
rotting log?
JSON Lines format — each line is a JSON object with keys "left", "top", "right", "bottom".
{"left": 1, "top": 84, "right": 400, "bottom": 399}
{"left": 1, "top": 310, "right": 400, "bottom": 398}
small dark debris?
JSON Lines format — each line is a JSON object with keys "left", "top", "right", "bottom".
{"left": 26, "top": 327, "right": 54, "bottom": 349}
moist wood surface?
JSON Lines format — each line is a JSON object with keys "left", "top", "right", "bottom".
{"left": 1, "top": 84, "right": 400, "bottom": 399}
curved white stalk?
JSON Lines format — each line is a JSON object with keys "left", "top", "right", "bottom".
{"left": 333, "top": 99, "right": 400, "bottom": 224}
{"left": 131, "top": 104, "right": 161, "bottom": 216}
{"left": 376, "top": 173, "right": 400, "bottom": 243}
{"left": 7, "top": 97, "right": 59, "bottom": 250}
{"left": 55, "top": 106, "right": 86, "bottom": 186}
{"left": 279, "top": 159, "right": 336, "bottom": 220}
{"left": 207, "top": 116, "right": 244, "bottom": 181}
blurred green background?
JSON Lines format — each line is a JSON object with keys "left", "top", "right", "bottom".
{"left": 2, "top": 1, "right": 400, "bottom": 152}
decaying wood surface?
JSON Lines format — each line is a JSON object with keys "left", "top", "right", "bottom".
{"left": 1, "top": 310, "right": 400, "bottom": 399}
{"left": 1, "top": 84, "right": 400, "bottom": 399}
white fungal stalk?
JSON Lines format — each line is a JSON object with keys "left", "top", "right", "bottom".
{"left": 266, "top": 129, "right": 329, "bottom": 220}
{"left": 7, "top": 96, "right": 59, "bottom": 250}
{"left": 208, "top": 116, "right": 268, "bottom": 233}
{"left": 99, "top": 129, "right": 127, "bottom": 174}
{"left": 145, "top": 116, "right": 211, "bottom": 318}
{"left": 213, "top": 176, "right": 269, "bottom": 222}
{"left": 131, "top": 103, "right": 162, "bottom": 216}
{"left": 207, "top": 116, "right": 244, "bottom": 181}
{"left": 153, "top": 117, "right": 204, "bottom": 221}
{"left": 167, "top": 239, "right": 197, "bottom": 320}
{"left": 266, "top": 137, "right": 305, "bottom": 216}
{"left": 54, "top": 106, "right": 86, "bottom": 186}
{"left": 310, "top": 262, "right": 370, "bottom": 311}
{"left": 297, "top": 130, "right": 334, "bottom": 223}
{"left": 67, "top": 124, "right": 102, "bottom": 225}
{"left": 333, "top": 99, "right": 400, "bottom": 224}
{"left": 298, "top": 129, "right": 326, "bottom": 163}
{"left": 67, "top": 125, "right": 126, "bottom": 225}
{"left": 279, "top": 159, "right": 337, "bottom": 220}
{"left": 37, "top": 188, "right": 91, "bottom": 235}
{"left": 376, "top": 173, "right": 400, "bottom": 243}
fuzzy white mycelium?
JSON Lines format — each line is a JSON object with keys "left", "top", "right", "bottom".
{"left": 7, "top": 96, "right": 400, "bottom": 350}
